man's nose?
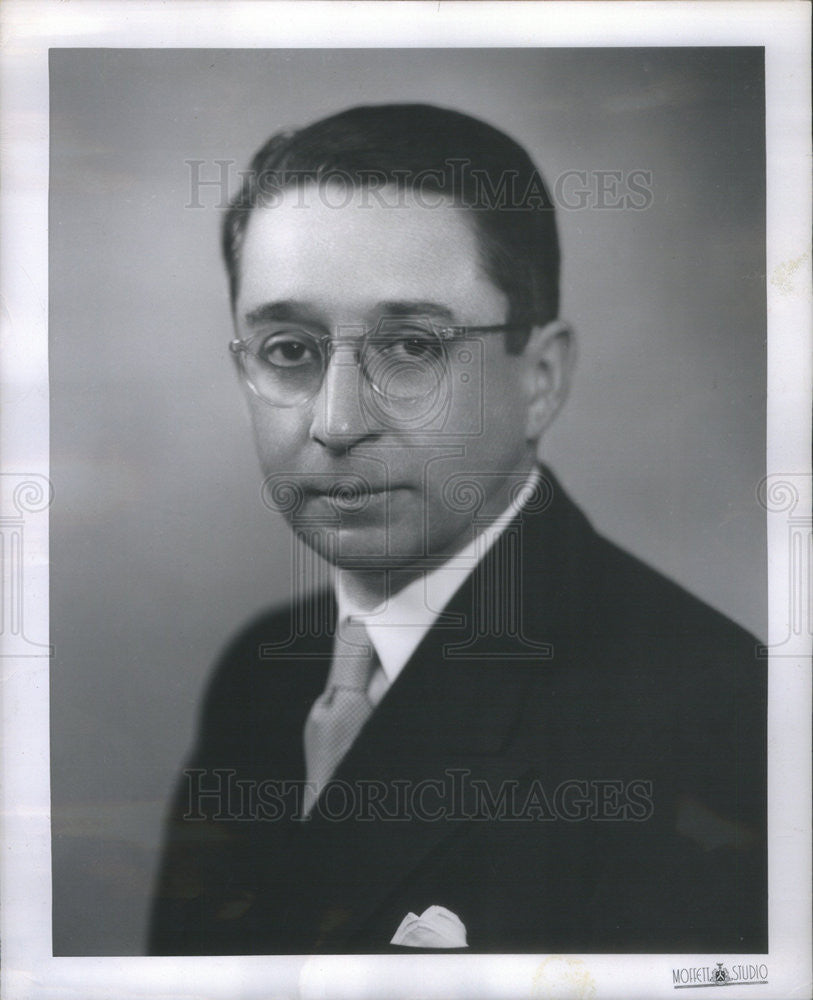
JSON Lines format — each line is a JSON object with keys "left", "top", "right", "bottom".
{"left": 308, "top": 340, "right": 373, "bottom": 451}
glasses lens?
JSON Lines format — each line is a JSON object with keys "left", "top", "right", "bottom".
{"left": 244, "top": 329, "right": 324, "bottom": 406}
{"left": 362, "top": 320, "right": 447, "bottom": 402}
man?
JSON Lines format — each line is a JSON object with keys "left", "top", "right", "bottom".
{"left": 149, "top": 104, "right": 766, "bottom": 955}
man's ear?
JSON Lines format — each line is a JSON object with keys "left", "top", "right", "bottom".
{"left": 521, "top": 319, "right": 575, "bottom": 448}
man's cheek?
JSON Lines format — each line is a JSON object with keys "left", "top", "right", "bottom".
{"left": 251, "top": 413, "right": 306, "bottom": 469}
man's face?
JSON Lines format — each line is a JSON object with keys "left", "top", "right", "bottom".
{"left": 234, "top": 183, "right": 540, "bottom": 570}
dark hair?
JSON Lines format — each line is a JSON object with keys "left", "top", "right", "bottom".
{"left": 222, "top": 103, "right": 559, "bottom": 353}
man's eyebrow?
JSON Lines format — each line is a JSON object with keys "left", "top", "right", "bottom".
{"left": 243, "top": 301, "right": 310, "bottom": 327}
{"left": 375, "top": 301, "right": 455, "bottom": 321}
{"left": 243, "top": 300, "right": 457, "bottom": 327}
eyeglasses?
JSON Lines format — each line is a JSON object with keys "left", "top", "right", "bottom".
{"left": 229, "top": 317, "right": 521, "bottom": 408}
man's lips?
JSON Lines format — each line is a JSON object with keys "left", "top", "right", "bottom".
{"left": 299, "top": 480, "right": 405, "bottom": 497}
{"left": 297, "top": 483, "right": 409, "bottom": 513}
{"left": 304, "top": 485, "right": 402, "bottom": 500}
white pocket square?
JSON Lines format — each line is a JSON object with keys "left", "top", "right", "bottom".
{"left": 390, "top": 905, "right": 468, "bottom": 948}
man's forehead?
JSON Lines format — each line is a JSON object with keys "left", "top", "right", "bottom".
{"left": 241, "top": 181, "right": 477, "bottom": 253}
{"left": 236, "top": 181, "right": 506, "bottom": 322}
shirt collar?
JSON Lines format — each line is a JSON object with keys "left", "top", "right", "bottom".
{"left": 334, "top": 467, "right": 539, "bottom": 683}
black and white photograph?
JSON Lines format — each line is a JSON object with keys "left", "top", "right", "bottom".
{"left": 50, "top": 41, "right": 770, "bottom": 956}
{"left": 1, "top": 3, "right": 810, "bottom": 999}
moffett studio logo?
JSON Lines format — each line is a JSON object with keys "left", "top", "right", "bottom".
{"left": 672, "top": 962, "right": 768, "bottom": 989}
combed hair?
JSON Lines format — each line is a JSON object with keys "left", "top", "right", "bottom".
{"left": 222, "top": 103, "right": 560, "bottom": 353}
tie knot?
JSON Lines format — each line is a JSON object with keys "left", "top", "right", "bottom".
{"left": 328, "top": 618, "right": 376, "bottom": 692}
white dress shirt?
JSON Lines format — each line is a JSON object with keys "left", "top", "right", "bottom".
{"left": 334, "top": 468, "right": 539, "bottom": 706}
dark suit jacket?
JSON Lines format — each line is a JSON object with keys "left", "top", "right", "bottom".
{"left": 149, "top": 471, "right": 766, "bottom": 954}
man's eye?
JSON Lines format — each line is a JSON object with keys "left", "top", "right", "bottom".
{"left": 381, "top": 329, "right": 443, "bottom": 362}
{"left": 258, "top": 333, "right": 319, "bottom": 368}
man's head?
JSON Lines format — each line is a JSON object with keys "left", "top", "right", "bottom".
{"left": 224, "top": 103, "right": 573, "bottom": 573}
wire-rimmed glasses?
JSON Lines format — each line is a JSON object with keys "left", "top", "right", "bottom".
{"left": 229, "top": 316, "right": 520, "bottom": 409}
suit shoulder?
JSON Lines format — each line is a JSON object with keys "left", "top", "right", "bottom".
{"left": 195, "top": 590, "right": 334, "bottom": 735}
{"left": 541, "top": 511, "right": 766, "bottom": 824}
{"left": 532, "top": 485, "right": 766, "bottom": 718}
{"left": 531, "top": 469, "right": 761, "bottom": 659}
{"left": 215, "top": 589, "right": 334, "bottom": 666}
{"left": 589, "top": 530, "right": 761, "bottom": 654}
{"left": 583, "top": 531, "right": 766, "bottom": 754}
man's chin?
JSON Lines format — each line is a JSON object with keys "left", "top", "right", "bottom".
{"left": 292, "top": 523, "right": 427, "bottom": 572}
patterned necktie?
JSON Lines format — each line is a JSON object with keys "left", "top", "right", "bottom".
{"left": 302, "top": 619, "right": 377, "bottom": 815}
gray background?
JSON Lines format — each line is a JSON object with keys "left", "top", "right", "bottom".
{"left": 49, "top": 48, "right": 766, "bottom": 955}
